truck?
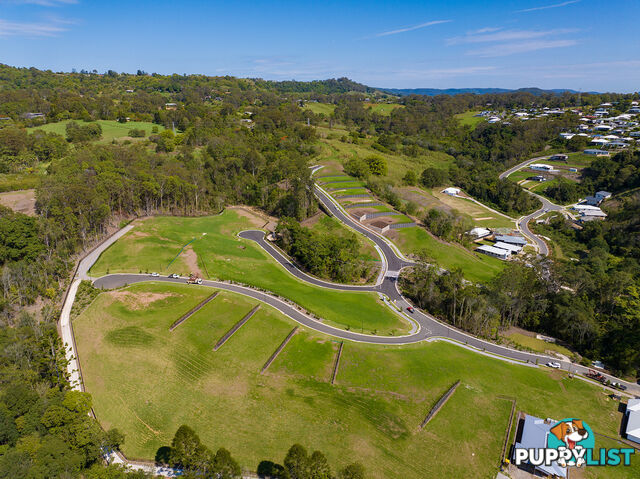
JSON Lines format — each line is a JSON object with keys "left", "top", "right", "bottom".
{"left": 585, "top": 369, "right": 606, "bottom": 383}
{"left": 186, "top": 274, "right": 202, "bottom": 285}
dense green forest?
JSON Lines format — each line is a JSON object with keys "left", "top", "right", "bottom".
{"left": 0, "top": 63, "right": 639, "bottom": 475}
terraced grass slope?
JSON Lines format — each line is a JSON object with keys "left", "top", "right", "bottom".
{"left": 74, "top": 282, "right": 638, "bottom": 479}
{"left": 89, "top": 211, "right": 407, "bottom": 334}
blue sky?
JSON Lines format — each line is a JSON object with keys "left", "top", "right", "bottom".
{"left": 0, "top": 0, "right": 639, "bottom": 91}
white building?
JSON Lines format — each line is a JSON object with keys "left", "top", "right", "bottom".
{"left": 513, "top": 415, "right": 567, "bottom": 478}
{"left": 442, "top": 187, "right": 460, "bottom": 196}
{"left": 468, "top": 227, "right": 491, "bottom": 238}
{"left": 529, "top": 163, "right": 554, "bottom": 171}
{"left": 626, "top": 399, "right": 640, "bottom": 444}
{"left": 494, "top": 235, "right": 528, "bottom": 246}
{"left": 476, "top": 245, "right": 509, "bottom": 260}
{"left": 493, "top": 241, "right": 523, "bottom": 254}
{"left": 584, "top": 149, "right": 610, "bottom": 156}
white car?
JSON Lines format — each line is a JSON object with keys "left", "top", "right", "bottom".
{"left": 151, "top": 272, "right": 159, "bottom": 277}
{"left": 547, "top": 361, "right": 561, "bottom": 369}
{"left": 169, "top": 273, "right": 179, "bottom": 279}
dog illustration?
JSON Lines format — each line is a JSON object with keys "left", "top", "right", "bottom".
{"left": 550, "top": 419, "right": 589, "bottom": 467}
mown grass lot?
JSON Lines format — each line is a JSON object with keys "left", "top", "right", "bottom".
{"left": 301, "top": 102, "right": 336, "bottom": 116}
{"left": 364, "top": 102, "right": 404, "bottom": 116}
{"left": 394, "top": 227, "right": 506, "bottom": 283}
{"left": 31, "top": 119, "right": 164, "bottom": 142}
{"left": 504, "top": 332, "right": 574, "bottom": 357}
{"left": 89, "top": 212, "right": 407, "bottom": 334}
{"left": 74, "top": 282, "right": 638, "bottom": 478}
{"left": 454, "top": 110, "right": 485, "bottom": 128}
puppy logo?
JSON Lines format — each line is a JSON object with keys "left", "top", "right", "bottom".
{"left": 548, "top": 418, "right": 593, "bottom": 467}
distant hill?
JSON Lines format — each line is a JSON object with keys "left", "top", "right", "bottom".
{"left": 378, "top": 87, "right": 587, "bottom": 97}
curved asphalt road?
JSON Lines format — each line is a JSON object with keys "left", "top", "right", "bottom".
{"left": 80, "top": 175, "right": 639, "bottom": 393}
{"left": 500, "top": 155, "right": 564, "bottom": 256}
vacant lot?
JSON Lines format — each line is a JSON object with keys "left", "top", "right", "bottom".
{"left": 74, "top": 282, "right": 638, "bottom": 478}
{"left": 454, "top": 110, "right": 485, "bottom": 128}
{"left": 301, "top": 102, "right": 336, "bottom": 116}
{"left": 0, "top": 188, "right": 36, "bottom": 215}
{"left": 31, "top": 119, "right": 164, "bottom": 142}
{"left": 364, "top": 102, "right": 404, "bottom": 116}
{"left": 393, "top": 227, "right": 506, "bottom": 283}
{"left": 89, "top": 211, "right": 407, "bottom": 334}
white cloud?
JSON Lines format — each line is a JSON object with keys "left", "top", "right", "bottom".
{"left": 0, "top": 17, "right": 70, "bottom": 36}
{"left": 374, "top": 20, "right": 451, "bottom": 37}
{"left": 467, "top": 39, "right": 577, "bottom": 57}
{"left": 516, "top": 0, "right": 580, "bottom": 13}
{"left": 448, "top": 28, "right": 577, "bottom": 45}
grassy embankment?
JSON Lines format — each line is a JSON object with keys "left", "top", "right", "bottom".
{"left": 74, "top": 281, "right": 639, "bottom": 478}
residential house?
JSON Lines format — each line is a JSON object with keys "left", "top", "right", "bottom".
{"left": 476, "top": 245, "right": 509, "bottom": 260}
{"left": 626, "top": 399, "right": 640, "bottom": 444}
{"left": 512, "top": 414, "right": 567, "bottom": 478}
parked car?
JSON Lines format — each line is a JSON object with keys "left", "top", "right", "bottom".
{"left": 611, "top": 382, "right": 627, "bottom": 391}
{"left": 406, "top": 306, "right": 415, "bottom": 313}
{"left": 169, "top": 273, "right": 179, "bottom": 279}
{"left": 547, "top": 362, "right": 561, "bottom": 369}
{"left": 151, "top": 272, "right": 159, "bottom": 277}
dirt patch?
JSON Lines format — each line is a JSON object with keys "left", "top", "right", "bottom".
{"left": 0, "top": 189, "right": 36, "bottom": 216}
{"left": 474, "top": 216, "right": 494, "bottom": 221}
{"left": 182, "top": 245, "right": 203, "bottom": 277}
{"left": 228, "top": 205, "right": 277, "bottom": 230}
{"left": 370, "top": 220, "right": 390, "bottom": 228}
{"left": 109, "top": 291, "right": 175, "bottom": 310}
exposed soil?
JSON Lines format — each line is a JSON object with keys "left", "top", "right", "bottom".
{"left": 0, "top": 189, "right": 36, "bottom": 216}
{"left": 369, "top": 220, "right": 391, "bottom": 228}
{"left": 228, "top": 205, "right": 278, "bottom": 231}
{"left": 182, "top": 245, "right": 203, "bottom": 278}
{"left": 109, "top": 291, "right": 175, "bottom": 310}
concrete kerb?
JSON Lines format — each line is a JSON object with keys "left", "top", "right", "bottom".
{"left": 314, "top": 183, "right": 413, "bottom": 263}
{"left": 238, "top": 229, "right": 384, "bottom": 289}
{"left": 102, "top": 274, "right": 422, "bottom": 343}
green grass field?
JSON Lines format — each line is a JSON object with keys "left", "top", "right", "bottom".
{"left": 428, "top": 190, "right": 515, "bottom": 229}
{"left": 302, "top": 102, "right": 336, "bottom": 116}
{"left": 454, "top": 111, "right": 485, "bottom": 128}
{"left": 503, "top": 332, "right": 574, "bottom": 358}
{"left": 89, "top": 212, "right": 407, "bottom": 334}
{"left": 394, "top": 227, "right": 506, "bottom": 283}
{"left": 31, "top": 120, "right": 164, "bottom": 142}
{"left": 364, "top": 102, "right": 404, "bottom": 116}
{"left": 74, "top": 282, "right": 639, "bottom": 478}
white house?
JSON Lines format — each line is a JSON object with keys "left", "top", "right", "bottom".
{"left": 493, "top": 241, "right": 523, "bottom": 254}
{"left": 529, "top": 163, "right": 554, "bottom": 171}
{"left": 494, "top": 235, "right": 528, "bottom": 246}
{"left": 584, "top": 149, "right": 610, "bottom": 156}
{"left": 468, "top": 227, "right": 491, "bottom": 238}
{"left": 626, "top": 399, "right": 640, "bottom": 444}
{"left": 591, "top": 138, "right": 610, "bottom": 145}
{"left": 559, "top": 132, "right": 575, "bottom": 140}
{"left": 442, "top": 187, "right": 460, "bottom": 196}
{"left": 596, "top": 191, "right": 612, "bottom": 201}
{"left": 513, "top": 415, "right": 567, "bottom": 478}
{"left": 476, "top": 245, "right": 509, "bottom": 260}
{"left": 594, "top": 124, "right": 613, "bottom": 131}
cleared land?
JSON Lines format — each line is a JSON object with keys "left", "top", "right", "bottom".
{"left": 0, "top": 188, "right": 36, "bottom": 215}
{"left": 74, "top": 282, "right": 639, "bottom": 478}
{"left": 89, "top": 211, "right": 408, "bottom": 334}
{"left": 364, "top": 102, "right": 404, "bottom": 116}
{"left": 31, "top": 119, "right": 165, "bottom": 142}
{"left": 393, "top": 227, "right": 506, "bottom": 283}
{"left": 454, "top": 111, "right": 484, "bottom": 128}
{"left": 301, "top": 102, "right": 336, "bottom": 116}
